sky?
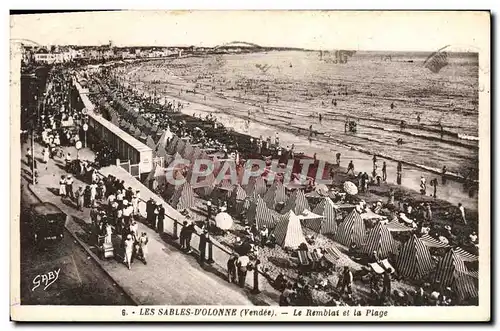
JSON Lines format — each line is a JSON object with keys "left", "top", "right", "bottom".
{"left": 10, "top": 11, "right": 489, "bottom": 52}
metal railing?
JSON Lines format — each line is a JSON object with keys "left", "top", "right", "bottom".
{"left": 96, "top": 170, "right": 272, "bottom": 296}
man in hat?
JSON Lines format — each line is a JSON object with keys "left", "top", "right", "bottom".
{"left": 122, "top": 200, "right": 133, "bottom": 225}
{"left": 340, "top": 266, "right": 353, "bottom": 294}
{"left": 125, "top": 186, "right": 133, "bottom": 202}
{"left": 199, "top": 229, "right": 209, "bottom": 265}
{"left": 227, "top": 254, "right": 239, "bottom": 284}
{"left": 116, "top": 189, "right": 124, "bottom": 208}
{"left": 157, "top": 204, "right": 165, "bottom": 234}
{"left": 180, "top": 220, "right": 189, "bottom": 251}
{"left": 236, "top": 254, "right": 250, "bottom": 288}
{"left": 383, "top": 268, "right": 392, "bottom": 298}
{"left": 146, "top": 198, "right": 155, "bottom": 226}
{"left": 205, "top": 201, "right": 213, "bottom": 228}
{"left": 66, "top": 174, "right": 75, "bottom": 199}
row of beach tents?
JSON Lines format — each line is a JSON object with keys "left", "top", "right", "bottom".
{"left": 103, "top": 87, "right": 478, "bottom": 302}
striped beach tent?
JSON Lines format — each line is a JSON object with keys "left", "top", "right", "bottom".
{"left": 111, "top": 114, "right": 121, "bottom": 126}
{"left": 156, "top": 128, "right": 173, "bottom": 151}
{"left": 183, "top": 143, "right": 195, "bottom": 160}
{"left": 281, "top": 189, "right": 310, "bottom": 215}
{"left": 434, "top": 249, "right": 478, "bottom": 301}
{"left": 143, "top": 164, "right": 168, "bottom": 191}
{"left": 166, "top": 135, "right": 180, "bottom": 155}
{"left": 120, "top": 119, "right": 130, "bottom": 130}
{"left": 454, "top": 247, "right": 478, "bottom": 262}
{"left": 396, "top": 234, "right": 435, "bottom": 280}
{"left": 304, "top": 197, "right": 339, "bottom": 235}
{"left": 273, "top": 210, "right": 307, "bottom": 249}
{"left": 216, "top": 178, "right": 234, "bottom": 198}
{"left": 134, "top": 127, "right": 142, "bottom": 138}
{"left": 263, "top": 181, "right": 287, "bottom": 209}
{"left": 420, "top": 234, "right": 451, "bottom": 249}
{"left": 169, "top": 182, "right": 196, "bottom": 211}
{"left": 230, "top": 185, "right": 247, "bottom": 214}
{"left": 176, "top": 139, "right": 187, "bottom": 156}
{"left": 146, "top": 135, "right": 156, "bottom": 151}
{"left": 245, "top": 176, "right": 267, "bottom": 197}
{"left": 334, "top": 210, "right": 366, "bottom": 248}
{"left": 192, "top": 172, "right": 216, "bottom": 197}
{"left": 362, "top": 222, "right": 397, "bottom": 259}
{"left": 190, "top": 146, "right": 203, "bottom": 162}
{"left": 247, "top": 196, "right": 278, "bottom": 230}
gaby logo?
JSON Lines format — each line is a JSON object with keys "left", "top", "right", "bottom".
{"left": 160, "top": 158, "right": 331, "bottom": 187}
{"left": 32, "top": 268, "right": 61, "bottom": 291}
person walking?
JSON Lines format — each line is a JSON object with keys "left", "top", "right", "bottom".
{"left": 123, "top": 234, "right": 134, "bottom": 270}
{"left": 420, "top": 176, "right": 427, "bottom": 195}
{"left": 76, "top": 186, "right": 85, "bottom": 211}
{"left": 180, "top": 221, "right": 188, "bottom": 251}
{"left": 236, "top": 254, "right": 250, "bottom": 288}
{"left": 199, "top": 229, "right": 208, "bottom": 265}
{"left": 185, "top": 221, "right": 195, "bottom": 253}
{"left": 336, "top": 153, "right": 341, "bottom": 165}
{"left": 340, "top": 266, "right": 353, "bottom": 294}
{"left": 157, "top": 204, "right": 165, "bottom": 234}
{"left": 346, "top": 161, "right": 355, "bottom": 175}
{"left": 458, "top": 203, "right": 467, "bottom": 225}
{"left": 64, "top": 174, "right": 74, "bottom": 200}
{"left": 430, "top": 178, "right": 438, "bottom": 198}
{"left": 441, "top": 166, "right": 447, "bottom": 185}
{"left": 137, "top": 232, "right": 149, "bottom": 264}
{"left": 382, "top": 161, "right": 387, "bottom": 181}
{"left": 227, "top": 254, "right": 238, "bottom": 284}
{"left": 59, "top": 175, "right": 67, "bottom": 197}
{"left": 383, "top": 269, "right": 393, "bottom": 298}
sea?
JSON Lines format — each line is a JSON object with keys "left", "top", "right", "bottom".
{"left": 115, "top": 50, "right": 480, "bottom": 209}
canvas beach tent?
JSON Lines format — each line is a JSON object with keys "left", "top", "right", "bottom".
{"left": 334, "top": 209, "right": 366, "bottom": 248}
{"left": 361, "top": 222, "right": 397, "bottom": 260}
{"left": 263, "top": 181, "right": 288, "bottom": 210}
{"left": 144, "top": 164, "right": 168, "bottom": 191}
{"left": 304, "top": 197, "right": 339, "bottom": 235}
{"left": 246, "top": 196, "right": 279, "bottom": 230}
{"left": 434, "top": 249, "right": 478, "bottom": 301}
{"left": 281, "top": 188, "right": 310, "bottom": 215}
{"left": 169, "top": 182, "right": 196, "bottom": 211}
{"left": 273, "top": 210, "right": 307, "bottom": 249}
{"left": 230, "top": 184, "right": 247, "bottom": 214}
{"left": 396, "top": 234, "right": 435, "bottom": 280}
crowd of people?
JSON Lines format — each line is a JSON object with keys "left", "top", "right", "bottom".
{"left": 58, "top": 64, "right": 479, "bottom": 306}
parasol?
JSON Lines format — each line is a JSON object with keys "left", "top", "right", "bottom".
{"left": 315, "top": 184, "right": 329, "bottom": 196}
{"left": 215, "top": 212, "right": 233, "bottom": 230}
{"left": 343, "top": 181, "right": 358, "bottom": 195}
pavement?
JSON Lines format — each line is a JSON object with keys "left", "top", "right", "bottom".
{"left": 20, "top": 178, "right": 134, "bottom": 305}
{"left": 21, "top": 140, "right": 279, "bottom": 305}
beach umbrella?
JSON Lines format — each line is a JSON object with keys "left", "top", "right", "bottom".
{"left": 215, "top": 212, "right": 233, "bottom": 230}
{"left": 315, "top": 184, "right": 329, "bottom": 196}
{"left": 343, "top": 181, "right": 358, "bottom": 195}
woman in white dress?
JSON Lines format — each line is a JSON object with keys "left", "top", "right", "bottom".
{"left": 59, "top": 175, "right": 67, "bottom": 196}
{"left": 123, "top": 234, "right": 134, "bottom": 270}
{"left": 42, "top": 148, "right": 49, "bottom": 163}
{"left": 104, "top": 222, "right": 113, "bottom": 244}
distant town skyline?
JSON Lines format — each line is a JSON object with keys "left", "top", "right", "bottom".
{"left": 10, "top": 11, "right": 488, "bottom": 52}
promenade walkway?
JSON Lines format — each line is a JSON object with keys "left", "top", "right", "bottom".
{"left": 22, "top": 141, "right": 278, "bottom": 305}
